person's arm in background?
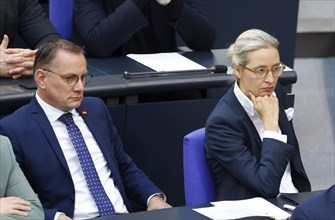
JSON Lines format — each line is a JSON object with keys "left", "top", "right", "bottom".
{"left": 159, "top": 0, "right": 216, "bottom": 51}
{"left": 0, "top": 0, "right": 60, "bottom": 78}
{"left": 0, "top": 136, "right": 44, "bottom": 220}
{"left": 73, "top": 0, "right": 150, "bottom": 57}
{"left": 73, "top": 0, "right": 215, "bottom": 57}
{"left": 12, "top": 0, "right": 60, "bottom": 49}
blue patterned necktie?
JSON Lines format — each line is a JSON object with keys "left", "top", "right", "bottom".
{"left": 59, "top": 113, "right": 115, "bottom": 216}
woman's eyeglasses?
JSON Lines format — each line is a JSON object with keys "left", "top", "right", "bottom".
{"left": 241, "top": 63, "right": 286, "bottom": 79}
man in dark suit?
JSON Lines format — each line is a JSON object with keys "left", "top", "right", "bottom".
{"left": 205, "top": 29, "right": 311, "bottom": 201}
{"left": 291, "top": 184, "right": 335, "bottom": 220}
{"left": 0, "top": 0, "right": 60, "bottom": 78}
{"left": 0, "top": 39, "right": 171, "bottom": 220}
{"left": 72, "top": 0, "right": 216, "bottom": 57}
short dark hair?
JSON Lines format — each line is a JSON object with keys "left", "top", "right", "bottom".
{"left": 33, "top": 39, "right": 84, "bottom": 74}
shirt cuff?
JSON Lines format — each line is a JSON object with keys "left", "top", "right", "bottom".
{"left": 264, "top": 130, "right": 287, "bottom": 143}
{"left": 54, "top": 212, "right": 64, "bottom": 220}
{"left": 147, "top": 193, "right": 166, "bottom": 205}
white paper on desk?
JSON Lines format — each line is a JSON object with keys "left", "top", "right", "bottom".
{"left": 193, "top": 197, "right": 291, "bottom": 220}
{"left": 126, "top": 52, "right": 206, "bottom": 72}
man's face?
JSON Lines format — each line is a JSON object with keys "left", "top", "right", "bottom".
{"left": 37, "top": 50, "right": 87, "bottom": 111}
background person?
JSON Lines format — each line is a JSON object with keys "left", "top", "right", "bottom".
{"left": 72, "top": 0, "right": 216, "bottom": 57}
{"left": 0, "top": 0, "right": 60, "bottom": 78}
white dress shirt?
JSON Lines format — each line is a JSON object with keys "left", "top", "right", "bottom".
{"left": 233, "top": 83, "right": 299, "bottom": 194}
{"left": 36, "top": 93, "right": 128, "bottom": 220}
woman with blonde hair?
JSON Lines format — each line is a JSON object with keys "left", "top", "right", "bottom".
{"left": 205, "top": 29, "right": 311, "bottom": 200}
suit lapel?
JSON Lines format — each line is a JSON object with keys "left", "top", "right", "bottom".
{"left": 30, "top": 97, "right": 71, "bottom": 176}
{"left": 227, "top": 87, "right": 263, "bottom": 149}
{"left": 278, "top": 102, "right": 295, "bottom": 145}
{"left": 77, "top": 106, "right": 121, "bottom": 175}
{"left": 77, "top": 105, "right": 120, "bottom": 177}
{"left": 76, "top": 106, "right": 111, "bottom": 159}
{"left": 277, "top": 97, "right": 304, "bottom": 172}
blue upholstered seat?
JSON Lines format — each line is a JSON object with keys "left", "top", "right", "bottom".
{"left": 49, "top": 0, "right": 73, "bottom": 39}
{"left": 183, "top": 127, "right": 214, "bottom": 205}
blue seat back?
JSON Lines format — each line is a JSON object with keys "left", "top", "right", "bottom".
{"left": 183, "top": 127, "right": 214, "bottom": 205}
{"left": 49, "top": 0, "right": 73, "bottom": 39}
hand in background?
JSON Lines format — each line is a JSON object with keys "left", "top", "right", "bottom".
{"left": 155, "top": 0, "right": 171, "bottom": 6}
{"left": 0, "top": 196, "right": 31, "bottom": 216}
{"left": 0, "top": 35, "right": 35, "bottom": 79}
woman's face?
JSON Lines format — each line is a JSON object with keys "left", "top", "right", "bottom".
{"left": 234, "top": 47, "right": 281, "bottom": 99}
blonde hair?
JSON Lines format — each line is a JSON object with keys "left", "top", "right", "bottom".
{"left": 226, "top": 29, "right": 279, "bottom": 67}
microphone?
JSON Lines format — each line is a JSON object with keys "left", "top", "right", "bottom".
{"left": 123, "top": 64, "right": 228, "bottom": 79}
{"left": 208, "top": 65, "right": 228, "bottom": 73}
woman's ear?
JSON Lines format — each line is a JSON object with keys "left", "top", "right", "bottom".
{"left": 35, "top": 69, "right": 46, "bottom": 89}
{"left": 233, "top": 65, "right": 243, "bottom": 79}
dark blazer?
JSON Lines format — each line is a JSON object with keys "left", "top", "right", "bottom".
{"left": 0, "top": 96, "right": 161, "bottom": 219}
{"left": 291, "top": 184, "right": 335, "bottom": 220}
{"left": 0, "top": 0, "right": 60, "bottom": 48}
{"left": 205, "top": 84, "right": 311, "bottom": 201}
{"left": 72, "top": 0, "right": 216, "bottom": 57}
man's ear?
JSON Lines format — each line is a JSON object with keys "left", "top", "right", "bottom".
{"left": 35, "top": 69, "right": 46, "bottom": 89}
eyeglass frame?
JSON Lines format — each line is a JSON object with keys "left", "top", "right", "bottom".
{"left": 240, "top": 63, "right": 286, "bottom": 79}
{"left": 42, "top": 69, "right": 93, "bottom": 87}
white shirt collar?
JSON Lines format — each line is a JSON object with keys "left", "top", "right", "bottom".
{"left": 36, "top": 92, "right": 76, "bottom": 124}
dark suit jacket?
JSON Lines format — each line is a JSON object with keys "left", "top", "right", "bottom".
{"left": 0, "top": 0, "right": 60, "bottom": 49}
{"left": 205, "top": 84, "right": 311, "bottom": 201}
{"left": 291, "top": 185, "right": 335, "bottom": 220}
{"left": 72, "top": 0, "right": 216, "bottom": 57}
{"left": 0, "top": 96, "right": 161, "bottom": 219}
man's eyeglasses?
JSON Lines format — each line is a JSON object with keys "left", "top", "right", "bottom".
{"left": 43, "top": 69, "right": 93, "bottom": 87}
{"left": 241, "top": 63, "right": 286, "bottom": 79}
